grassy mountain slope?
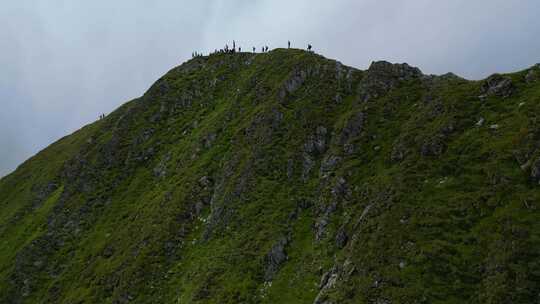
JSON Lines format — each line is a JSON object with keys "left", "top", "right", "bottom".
{"left": 1, "top": 49, "right": 540, "bottom": 303}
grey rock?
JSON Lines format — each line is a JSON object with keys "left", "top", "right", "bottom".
{"left": 264, "top": 237, "right": 289, "bottom": 281}
{"left": 340, "top": 112, "right": 366, "bottom": 145}
{"left": 278, "top": 68, "right": 308, "bottom": 102}
{"left": 315, "top": 216, "right": 330, "bottom": 241}
{"left": 302, "top": 154, "right": 315, "bottom": 181}
{"left": 314, "top": 267, "right": 339, "bottom": 304}
{"left": 525, "top": 68, "right": 539, "bottom": 84}
{"left": 480, "top": 74, "right": 514, "bottom": 98}
{"left": 194, "top": 201, "right": 204, "bottom": 216}
{"left": 313, "top": 261, "right": 354, "bottom": 304}
{"left": 153, "top": 152, "right": 171, "bottom": 178}
{"left": 475, "top": 117, "right": 485, "bottom": 127}
{"left": 420, "top": 136, "right": 446, "bottom": 157}
{"left": 530, "top": 158, "right": 540, "bottom": 184}
{"left": 287, "top": 159, "right": 294, "bottom": 179}
{"left": 198, "top": 176, "right": 212, "bottom": 187}
{"left": 359, "top": 61, "right": 423, "bottom": 102}
{"left": 335, "top": 227, "right": 348, "bottom": 248}
{"left": 304, "top": 126, "right": 328, "bottom": 155}
{"left": 331, "top": 177, "right": 350, "bottom": 200}
{"left": 320, "top": 155, "right": 341, "bottom": 178}
{"left": 334, "top": 93, "right": 343, "bottom": 104}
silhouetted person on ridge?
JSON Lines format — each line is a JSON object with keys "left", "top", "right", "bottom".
{"left": 288, "top": 41, "right": 291, "bottom": 48}
{"left": 307, "top": 44, "right": 312, "bottom": 52}
{"left": 238, "top": 47, "right": 241, "bottom": 52}
{"left": 253, "top": 46, "right": 256, "bottom": 53}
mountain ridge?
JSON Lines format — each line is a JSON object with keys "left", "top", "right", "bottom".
{"left": 1, "top": 48, "right": 540, "bottom": 303}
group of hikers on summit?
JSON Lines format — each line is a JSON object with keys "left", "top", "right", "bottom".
{"left": 192, "top": 40, "right": 314, "bottom": 58}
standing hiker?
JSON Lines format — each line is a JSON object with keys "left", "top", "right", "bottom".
{"left": 288, "top": 41, "right": 291, "bottom": 48}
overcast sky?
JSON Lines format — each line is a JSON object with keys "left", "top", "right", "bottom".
{"left": 1, "top": 0, "right": 539, "bottom": 177}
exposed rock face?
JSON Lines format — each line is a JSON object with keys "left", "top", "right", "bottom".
{"left": 264, "top": 237, "right": 289, "bottom": 281}
{"left": 530, "top": 158, "right": 540, "bottom": 184}
{"left": 302, "top": 126, "right": 329, "bottom": 180}
{"left": 320, "top": 155, "right": 341, "bottom": 178}
{"left": 480, "top": 74, "right": 514, "bottom": 98}
{"left": 304, "top": 126, "right": 328, "bottom": 155}
{"left": 335, "top": 226, "right": 348, "bottom": 248}
{"left": 313, "top": 259, "right": 356, "bottom": 304}
{"left": 340, "top": 112, "right": 366, "bottom": 146}
{"left": 358, "top": 61, "right": 423, "bottom": 102}
{"left": 278, "top": 68, "right": 309, "bottom": 102}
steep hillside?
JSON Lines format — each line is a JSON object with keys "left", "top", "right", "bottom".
{"left": 1, "top": 49, "right": 539, "bottom": 304}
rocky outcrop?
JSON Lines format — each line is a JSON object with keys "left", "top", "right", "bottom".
{"left": 313, "top": 259, "right": 356, "bottom": 304}
{"left": 278, "top": 68, "right": 309, "bottom": 102}
{"left": 358, "top": 61, "right": 423, "bottom": 102}
{"left": 525, "top": 65, "right": 540, "bottom": 83}
{"left": 264, "top": 237, "right": 289, "bottom": 281}
{"left": 339, "top": 112, "right": 366, "bottom": 147}
{"left": 479, "top": 74, "right": 514, "bottom": 98}
{"left": 530, "top": 157, "right": 540, "bottom": 184}
{"left": 302, "top": 126, "right": 329, "bottom": 180}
